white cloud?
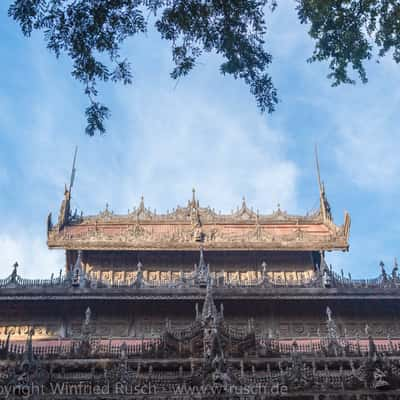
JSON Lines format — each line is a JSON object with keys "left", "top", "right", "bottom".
{"left": 335, "top": 126, "right": 400, "bottom": 191}
{"left": 0, "top": 233, "right": 64, "bottom": 279}
{"left": 114, "top": 88, "right": 299, "bottom": 214}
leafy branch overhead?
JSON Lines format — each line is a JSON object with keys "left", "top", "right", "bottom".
{"left": 9, "top": 1, "right": 400, "bottom": 136}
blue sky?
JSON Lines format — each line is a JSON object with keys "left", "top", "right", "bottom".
{"left": 0, "top": 3, "right": 398, "bottom": 279}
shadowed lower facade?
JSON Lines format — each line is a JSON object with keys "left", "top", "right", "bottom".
{"left": 1, "top": 162, "right": 400, "bottom": 399}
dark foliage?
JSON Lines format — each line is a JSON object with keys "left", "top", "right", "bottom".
{"left": 296, "top": 0, "right": 400, "bottom": 86}
{"left": 8, "top": 0, "right": 400, "bottom": 135}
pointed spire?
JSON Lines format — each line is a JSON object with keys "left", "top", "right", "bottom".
{"left": 199, "top": 246, "right": 206, "bottom": 269}
{"left": 190, "top": 187, "right": 197, "bottom": 208}
{"left": 365, "top": 324, "right": 377, "bottom": 359}
{"left": 74, "top": 250, "right": 83, "bottom": 269}
{"left": 202, "top": 279, "right": 218, "bottom": 320}
{"left": 139, "top": 195, "right": 145, "bottom": 211}
{"left": 315, "top": 145, "right": 323, "bottom": 199}
{"left": 195, "top": 247, "right": 209, "bottom": 285}
{"left": 326, "top": 306, "right": 338, "bottom": 340}
{"left": 57, "top": 147, "right": 78, "bottom": 230}
{"left": 69, "top": 146, "right": 78, "bottom": 193}
{"left": 315, "top": 145, "right": 332, "bottom": 221}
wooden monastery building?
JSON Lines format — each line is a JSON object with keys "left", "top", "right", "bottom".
{"left": 0, "top": 155, "right": 399, "bottom": 400}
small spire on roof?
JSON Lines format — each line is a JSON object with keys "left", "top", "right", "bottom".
{"left": 139, "top": 195, "right": 145, "bottom": 211}
{"left": 192, "top": 188, "right": 196, "bottom": 206}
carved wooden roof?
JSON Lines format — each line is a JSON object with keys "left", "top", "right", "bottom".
{"left": 47, "top": 189, "right": 350, "bottom": 251}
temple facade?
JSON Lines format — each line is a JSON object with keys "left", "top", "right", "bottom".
{"left": 1, "top": 160, "right": 400, "bottom": 400}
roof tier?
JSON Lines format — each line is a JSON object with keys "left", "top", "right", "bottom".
{"left": 47, "top": 189, "right": 350, "bottom": 251}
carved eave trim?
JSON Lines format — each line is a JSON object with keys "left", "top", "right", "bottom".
{"left": 47, "top": 219, "right": 349, "bottom": 251}
{"left": 47, "top": 239, "right": 349, "bottom": 251}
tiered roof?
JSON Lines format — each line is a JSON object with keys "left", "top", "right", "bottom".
{"left": 47, "top": 188, "right": 350, "bottom": 252}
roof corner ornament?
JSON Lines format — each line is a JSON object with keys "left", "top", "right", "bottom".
{"left": 11, "top": 262, "right": 18, "bottom": 284}
{"left": 343, "top": 211, "right": 351, "bottom": 242}
{"left": 57, "top": 146, "right": 78, "bottom": 231}
{"left": 315, "top": 145, "right": 332, "bottom": 222}
{"left": 47, "top": 212, "right": 53, "bottom": 235}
